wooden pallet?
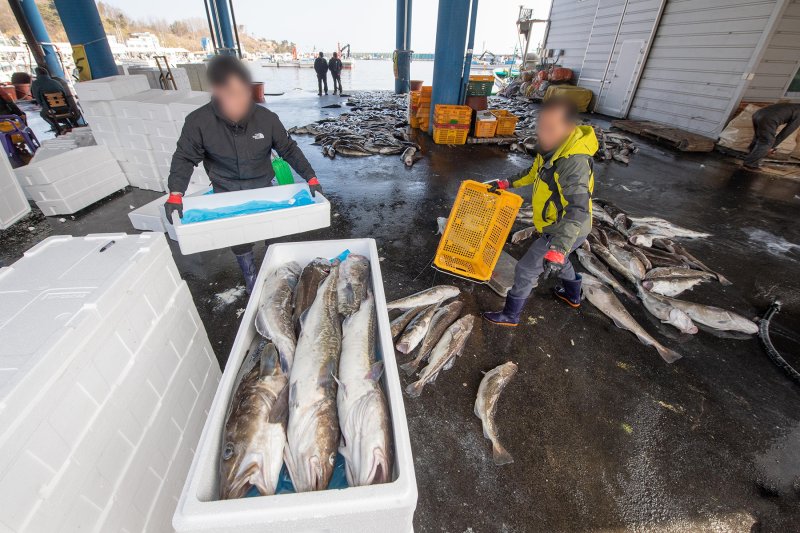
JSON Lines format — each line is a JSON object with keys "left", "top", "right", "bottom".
{"left": 466, "top": 135, "right": 519, "bottom": 145}
{"left": 611, "top": 119, "right": 716, "bottom": 152}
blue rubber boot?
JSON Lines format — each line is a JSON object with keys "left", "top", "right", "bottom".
{"left": 235, "top": 251, "right": 258, "bottom": 295}
{"left": 482, "top": 295, "right": 528, "bottom": 327}
{"left": 553, "top": 274, "right": 582, "bottom": 308}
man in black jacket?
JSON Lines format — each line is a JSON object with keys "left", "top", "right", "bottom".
{"left": 329, "top": 52, "right": 343, "bottom": 95}
{"left": 165, "top": 55, "right": 323, "bottom": 293}
{"left": 744, "top": 102, "right": 800, "bottom": 169}
{"left": 314, "top": 52, "right": 328, "bottom": 96}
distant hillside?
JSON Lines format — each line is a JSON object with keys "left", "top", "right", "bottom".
{"left": 0, "top": 0, "right": 294, "bottom": 54}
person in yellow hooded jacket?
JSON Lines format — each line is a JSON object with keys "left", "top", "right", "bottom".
{"left": 484, "top": 97, "right": 598, "bottom": 326}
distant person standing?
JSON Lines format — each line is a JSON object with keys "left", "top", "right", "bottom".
{"left": 329, "top": 52, "right": 343, "bottom": 95}
{"left": 743, "top": 102, "right": 800, "bottom": 169}
{"left": 314, "top": 52, "right": 329, "bottom": 96}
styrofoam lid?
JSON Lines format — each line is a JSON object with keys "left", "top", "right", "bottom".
{"left": 0, "top": 233, "right": 169, "bottom": 399}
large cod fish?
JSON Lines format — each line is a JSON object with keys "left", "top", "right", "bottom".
{"left": 285, "top": 266, "right": 342, "bottom": 492}
{"left": 219, "top": 340, "right": 288, "bottom": 499}
{"left": 337, "top": 291, "right": 393, "bottom": 486}
{"left": 256, "top": 262, "right": 301, "bottom": 373}
{"left": 474, "top": 361, "right": 518, "bottom": 465}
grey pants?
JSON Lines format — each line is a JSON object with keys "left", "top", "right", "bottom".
{"left": 743, "top": 114, "right": 777, "bottom": 167}
{"left": 509, "top": 234, "right": 585, "bottom": 299}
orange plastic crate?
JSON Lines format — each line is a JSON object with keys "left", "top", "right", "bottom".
{"left": 490, "top": 109, "right": 519, "bottom": 136}
{"left": 433, "top": 104, "right": 472, "bottom": 125}
{"left": 434, "top": 180, "right": 523, "bottom": 281}
{"left": 474, "top": 118, "right": 497, "bottom": 138}
{"left": 421, "top": 85, "right": 432, "bottom": 94}
{"left": 409, "top": 115, "right": 420, "bottom": 128}
{"left": 432, "top": 122, "right": 469, "bottom": 145}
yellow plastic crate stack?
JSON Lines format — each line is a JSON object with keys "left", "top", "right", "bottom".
{"left": 408, "top": 91, "right": 421, "bottom": 128}
{"left": 432, "top": 104, "right": 471, "bottom": 145}
{"left": 490, "top": 109, "right": 519, "bottom": 136}
{"left": 416, "top": 86, "right": 432, "bottom": 131}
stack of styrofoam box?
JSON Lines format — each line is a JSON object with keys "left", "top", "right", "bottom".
{"left": 127, "top": 66, "right": 193, "bottom": 92}
{"left": 78, "top": 75, "right": 212, "bottom": 193}
{"left": 0, "top": 147, "right": 30, "bottom": 229}
{"left": 13, "top": 145, "right": 127, "bottom": 216}
{"left": 0, "top": 233, "right": 220, "bottom": 533}
{"left": 177, "top": 63, "right": 210, "bottom": 91}
{"left": 128, "top": 180, "right": 212, "bottom": 235}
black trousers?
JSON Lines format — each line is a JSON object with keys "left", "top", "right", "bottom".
{"left": 317, "top": 74, "right": 328, "bottom": 94}
{"left": 211, "top": 175, "right": 271, "bottom": 255}
{"left": 331, "top": 73, "right": 342, "bottom": 93}
{"left": 744, "top": 114, "right": 777, "bottom": 167}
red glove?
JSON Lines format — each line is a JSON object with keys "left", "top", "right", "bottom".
{"left": 164, "top": 193, "right": 183, "bottom": 223}
{"left": 542, "top": 249, "right": 565, "bottom": 279}
{"left": 487, "top": 179, "right": 510, "bottom": 193}
{"left": 307, "top": 177, "right": 323, "bottom": 197}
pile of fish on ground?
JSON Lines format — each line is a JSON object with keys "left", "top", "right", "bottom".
{"left": 289, "top": 91, "right": 423, "bottom": 167}
{"left": 220, "top": 253, "right": 393, "bottom": 499}
{"left": 489, "top": 96, "right": 638, "bottom": 164}
{"left": 513, "top": 200, "right": 759, "bottom": 364}
{"left": 386, "top": 285, "right": 519, "bottom": 466}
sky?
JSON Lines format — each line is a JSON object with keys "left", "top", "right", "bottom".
{"left": 100, "top": 0, "right": 551, "bottom": 54}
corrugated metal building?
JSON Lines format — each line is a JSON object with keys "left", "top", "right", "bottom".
{"left": 541, "top": 0, "right": 800, "bottom": 138}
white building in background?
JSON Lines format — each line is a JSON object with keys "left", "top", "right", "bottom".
{"left": 126, "top": 32, "right": 161, "bottom": 53}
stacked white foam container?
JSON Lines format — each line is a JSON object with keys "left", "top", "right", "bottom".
{"left": 79, "top": 77, "right": 211, "bottom": 193}
{"left": 13, "top": 145, "right": 127, "bottom": 216}
{"left": 0, "top": 148, "right": 30, "bottom": 229}
{"left": 0, "top": 233, "right": 220, "bottom": 533}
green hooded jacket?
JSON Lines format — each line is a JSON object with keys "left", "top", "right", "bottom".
{"left": 510, "top": 125, "right": 598, "bottom": 253}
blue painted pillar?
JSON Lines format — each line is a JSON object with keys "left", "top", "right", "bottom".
{"left": 429, "top": 0, "right": 471, "bottom": 131}
{"left": 394, "top": 0, "right": 412, "bottom": 94}
{"left": 53, "top": 0, "right": 117, "bottom": 79}
{"left": 211, "top": 0, "right": 237, "bottom": 55}
{"left": 20, "top": 0, "right": 63, "bottom": 77}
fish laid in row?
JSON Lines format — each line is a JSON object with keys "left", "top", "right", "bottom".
{"left": 400, "top": 300, "right": 464, "bottom": 375}
{"left": 406, "top": 315, "right": 476, "bottom": 397}
{"left": 386, "top": 285, "right": 460, "bottom": 310}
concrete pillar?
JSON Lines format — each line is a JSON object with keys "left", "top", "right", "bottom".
{"left": 53, "top": 0, "right": 117, "bottom": 79}
{"left": 429, "top": 0, "right": 471, "bottom": 131}
{"left": 19, "top": 0, "right": 64, "bottom": 77}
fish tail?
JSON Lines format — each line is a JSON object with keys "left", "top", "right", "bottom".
{"left": 492, "top": 443, "right": 514, "bottom": 466}
{"left": 717, "top": 274, "right": 733, "bottom": 286}
{"left": 396, "top": 341, "right": 411, "bottom": 354}
{"left": 405, "top": 380, "right": 424, "bottom": 398}
{"left": 656, "top": 344, "right": 682, "bottom": 364}
{"left": 400, "top": 357, "right": 421, "bottom": 376}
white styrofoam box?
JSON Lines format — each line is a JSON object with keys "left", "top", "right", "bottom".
{"left": 161, "top": 185, "right": 212, "bottom": 240}
{"left": 14, "top": 145, "right": 116, "bottom": 186}
{"left": 170, "top": 91, "right": 211, "bottom": 123}
{"left": 152, "top": 150, "right": 174, "bottom": 167}
{"left": 121, "top": 160, "right": 159, "bottom": 179}
{"left": 74, "top": 75, "right": 150, "bottom": 101}
{"left": 139, "top": 92, "right": 190, "bottom": 122}
{"left": 129, "top": 193, "right": 169, "bottom": 232}
{"left": 81, "top": 100, "right": 113, "bottom": 118}
{"left": 116, "top": 116, "right": 148, "bottom": 135}
{"left": 35, "top": 173, "right": 127, "bottom": 216}
{"left": 143, "top": 119, "right": 179, "bottom": 138}
{"left": 0, "top": 233, "right": 219, "bottom": 532}
{"left": 88, "top": 114, "right": 117, "bottom": 134}
{"left": 113, "top": 89, "right": 167, "bottom": 118}
{"left": 173, "top": 239, "right": 417, "bottom": 533}
{"left": 128, "top": 175, "right": 166, "bottom": 193}
{"left": 24, "top": 159, "right": 124, "bottom": 202}
{"left": 120, "top": 147, "right": 155, "bottom": 166}
{"left": 150, "top": 135, "right": 178, "bottom": 153}
{"left": 109, "top": 145, "right": 128, "bottom": 162}
{"left": 172, "top": 183, "right": 330, "bottom": 255}
{"left": 116, "top": 131, "right": 152, "bottom": 151}
{"left": 0, "top": 153, "right": 30, "bottom": 229}
{"left": 94, "top": 130, "right": 120, "bottom": 148}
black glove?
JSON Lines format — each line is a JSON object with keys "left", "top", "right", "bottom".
{"left": 308, "top": 177, "right": 323, "bottom": 197}
{"left": 542, "top": 248, "right": 566, "bottom": 279}
{"left": 486, "top": 179, "right": 510, "bottom": 193}
{"left": 165, "top": 193, "right": 183, "bottom": 223}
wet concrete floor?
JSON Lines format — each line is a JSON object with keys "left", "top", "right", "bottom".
{"left": 2, "top": 93, "right": 799, "bottom": 532}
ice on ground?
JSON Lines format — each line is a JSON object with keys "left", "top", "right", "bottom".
{"left": 743, "top": 227, "right": 800, "bottom": 256}
{"left": 215, "top": 285, "right": 246, "bottom": 307}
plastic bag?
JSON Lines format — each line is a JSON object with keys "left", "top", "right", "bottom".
{"left": 181, "top": 189, "right": 315, "bottom": 224}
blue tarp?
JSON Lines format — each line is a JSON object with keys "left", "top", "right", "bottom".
{"left": 181, "top": 189, "right": 315, "bottom": 224}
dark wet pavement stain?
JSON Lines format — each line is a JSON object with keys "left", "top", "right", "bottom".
{"left": 2, "top": 93, "right": 799, "bottom": 532}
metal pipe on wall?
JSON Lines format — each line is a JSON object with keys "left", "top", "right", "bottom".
{"left": 7, "top": 0, "right": 47, "bottom": 71}
{"left": 53, "top": 0, "right": 118, "bottom": 80}
{"left": 429, "top": 0, "right": 471, "bottom": 131}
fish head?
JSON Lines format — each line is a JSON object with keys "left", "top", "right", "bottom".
{"left": 341, "top": 389, "right": 393, "bottom": 487}
{"left": 219, "top": 421, "right": 285, "bottom": 499}
{"left": 285, "top": 402, "right": 340, "bottom": 492}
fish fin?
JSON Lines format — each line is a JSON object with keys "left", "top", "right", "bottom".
{"left": 268, "top": 382, "right": 290, "bottom": 425}
{"left": 442, "top": 356, "right": 457, "bottom": 371}
{"left": 395, "top": 341, "right": 411, "bottom": 354}
{"left": 405, "top": 380, "right": 424, "bottom": 398}
{"left": 492, "top": 443, "right": 514, "bottom": 466}
{"left": 427, "top": 369, "right": 441, "bottom": 383}
{"left": 655, "top": 345, "right": 682, "bottom": 364}
{"left": 332, "top": 372, "right": 347, "bottom": 397}
{"left": 260, "top": 343, "right": 279, "bottom": 377}
{"left": 254, "top": 306, "right": 269, "bottom": 338}
{"left": 400, "top": 357, "right": 421, "bottom": 376}
{"left": 366, "top": 361, "right": 384, "bottom": 382}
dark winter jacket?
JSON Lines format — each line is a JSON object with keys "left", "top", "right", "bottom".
{"left": 329, "top": 58, "right": 343, "bottom": 76}
{"left": 314, "top": 57, "right": 329, "bottom": 76}
{"left": 167, "top": 100, "right": 316, "bottom": 194}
